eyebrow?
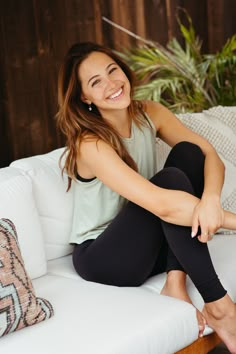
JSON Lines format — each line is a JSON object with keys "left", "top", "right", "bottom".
{"left": 87, "top": 62, "right": 116, "bottom": 85}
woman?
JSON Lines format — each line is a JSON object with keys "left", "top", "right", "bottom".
{"left": 57, "top": 42, "right": 236, "bottom": 352}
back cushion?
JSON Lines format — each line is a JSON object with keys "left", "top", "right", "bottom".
{"left": 11, "top": 148, "right": 74, "bottom": 260}
{"left": 176, "top": 106, "right": 236, "bottom": 218}
{"left": 156, "top": 106, "right": 236, "bottom": 228}
{"left": 0, "top": 167, "right": 46, "bottom": 279}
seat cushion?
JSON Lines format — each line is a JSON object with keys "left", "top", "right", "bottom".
{"left": 3, "top": 234, "right": 236, "bottom": 353}
{"left": 0, "top": 273, "right": 198, "bottom": 354}
{"left": 48, "top": 233, "right": 236, "bottom": 313}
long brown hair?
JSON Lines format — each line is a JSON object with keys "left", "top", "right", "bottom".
{"left": 56, "top": 42, "right": 147, "bottom": 190}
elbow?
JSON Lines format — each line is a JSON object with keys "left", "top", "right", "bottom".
{"left": 156, "top": 206, "right": 178, "bottom": 224}
{"left": 218, "top": 155, "right": 225, "bottom": 178}
{"left": 221, "top": 159, "right": 225, "bottom": 173}
{"left": 155, "top": 200, "right": 173, "bottom": 221}
{"left": 150, "top": 189, "right": 177, "bottom": 221}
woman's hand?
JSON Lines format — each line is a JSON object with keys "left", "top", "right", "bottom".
{"left": 191, "top": 195, "right": 224, "bottom": 242}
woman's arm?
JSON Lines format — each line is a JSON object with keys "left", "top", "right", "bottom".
{"left": 78, "top": 137, "right": 235, "bottom": 238}
{"left": 192, "top": 149, "right": 224, "bottom": 241}
{"left": 145, "top": 101, "right": 226, "bottom": 241}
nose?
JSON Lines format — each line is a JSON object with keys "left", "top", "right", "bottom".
{"left": 105, "top": 77, "right": 116, "bottom": 89}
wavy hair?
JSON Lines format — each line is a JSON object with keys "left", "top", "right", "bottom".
{"left": 56, "top": 42, "right": 147, "bottom": 190}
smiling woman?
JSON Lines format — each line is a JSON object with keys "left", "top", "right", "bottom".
{"left": 79, "top": 52, "right": 131, "bottom": 117}
{"left": 56, "top": 42, "right": 236, "bottom": 353}
{"left": 56, "top": 42, "right": 146, "bottom": 185}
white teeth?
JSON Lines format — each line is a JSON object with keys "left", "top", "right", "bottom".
{"left": 109, "top": 88, "right": 122, "bottom": 99}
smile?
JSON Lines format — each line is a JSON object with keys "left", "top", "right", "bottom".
{"left": 108, "top": 88, "right": 123, "bottom": 100}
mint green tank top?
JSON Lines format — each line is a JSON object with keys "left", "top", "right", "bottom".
{"left": 70, "top": 115, "right": 157, "bottom": 244}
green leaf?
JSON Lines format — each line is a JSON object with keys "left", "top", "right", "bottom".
{"left": 115, "top": 10, "right": 235, "bottom": 113}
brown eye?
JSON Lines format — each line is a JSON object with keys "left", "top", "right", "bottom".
{"left": 109, "top": 67, "right": 117, "bottom": 74}
{"left": 91, "top": 79, "right": 101, "bottom": 87}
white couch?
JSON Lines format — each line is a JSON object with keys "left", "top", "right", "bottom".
{"left": 0, "top": 106, "right": 236, "bottom": 354}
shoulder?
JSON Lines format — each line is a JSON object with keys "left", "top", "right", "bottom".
{"left": 77, "top": 136, "right": 113, "bottom": 179}
{"left": 78, "top": 135, "right": 126, "bottom": 172}
{"left": 79, "top": 135, "right": 110, "bottom": 160}
{"left": 142, "top": 100, "right": 170, "bottom": 131}
{"left": 143, "top": 100, "right": 162, "bottom": 113}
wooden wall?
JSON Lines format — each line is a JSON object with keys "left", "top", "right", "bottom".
{"left": 0, "top": 0, "right": 235, "bottom": 167}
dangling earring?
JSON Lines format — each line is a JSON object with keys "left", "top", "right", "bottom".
{"left": 88, "top": 104, "right": 92, "bottom": 111}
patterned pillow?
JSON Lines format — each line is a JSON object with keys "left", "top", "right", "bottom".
{"left": 176, "top": 106, "right": 236, "bottom": 234}
{"left": 0, "top": 219, "right": 54, "bottom": 337}
{"left": 177, "top": 106, "right": 236, "bottom": 168}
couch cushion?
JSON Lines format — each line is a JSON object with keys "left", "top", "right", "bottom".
{"left": 177, "top": 106, "right": 236, "bottom": 220}
{"left": 0, "top": 219, "right": 54, "bottom": 338}
{"left": 156, "top": 106, "right": 236, "bottom": 233}
{"left": 47, "top": 254, "right": 79, "bottom": 280}
{"left": 11, "top": 148, "right": 74, "bottom": 260}
{"left": 0, "top": 167, "right": 46, "bottom": 279}
{"left": 0, "top": 273, "right": 198, "bottom": 354}
{"left": 48, "top": 233, "right": 236, "bottom": 338}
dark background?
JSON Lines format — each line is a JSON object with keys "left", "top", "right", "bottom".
{"left": 1, "top": 0, "right": 235, "bottom": 167}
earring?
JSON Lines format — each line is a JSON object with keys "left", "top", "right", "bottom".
{"left": 88, "top": 104, "right": 92, "bottom": 111}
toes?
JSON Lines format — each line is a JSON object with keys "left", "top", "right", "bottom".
{"left": 196, "top": 310, "right": 206, "bottom": 338}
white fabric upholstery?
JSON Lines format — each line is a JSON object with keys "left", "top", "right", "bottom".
{"left": 177, "top": 106, "right": 236, "bottom": 217}
{"left": 2, "top": 106, "right": 236, "bottom": 353}
{"left": 156, "top": 106, "right": 236, "bottom": 235}
{"left": 4, "top": 230, "right": 236, "bottom": 354}
{"left": 0, "top": 167, "right": 46, "bottom": 279}
{"left": 11, "top": 148, "right": 74, "bottom": 260}
{"left": 48, "top": 230, "right": 236, "bottom": 339}
{"left": 0, "top": 274, "right": 198, "bottom": 354}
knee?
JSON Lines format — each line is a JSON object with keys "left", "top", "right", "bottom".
{"left": 151, "top": 167, "right": 194, "bottom": 194}
{"left": 169, "top": 141, "right": 204, "bottom": 163}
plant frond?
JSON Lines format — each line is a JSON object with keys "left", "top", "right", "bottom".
{"left": 106, "top": 11, "right": 236, "bottom": 113}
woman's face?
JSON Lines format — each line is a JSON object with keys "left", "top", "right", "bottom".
{"left": 78, "top": 51, "right": 131, "bottom": 115}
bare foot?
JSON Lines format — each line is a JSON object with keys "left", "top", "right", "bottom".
{"left": 161, "top": 277, "right": 206, "bottom": 337}
{"left": 202, "top": 294, "right": 236, "bottom": 353}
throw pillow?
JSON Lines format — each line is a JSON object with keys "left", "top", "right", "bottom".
{"left": 0, "top": 219, "right": 54, "bottom": 338}
{"left": 176, "top": 106, "right": 236, "bottom": 219}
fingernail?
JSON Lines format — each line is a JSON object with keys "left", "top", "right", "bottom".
{"left": 191, "top": 231, "right": 196, "bottom": 238}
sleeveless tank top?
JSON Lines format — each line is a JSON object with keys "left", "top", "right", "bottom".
{"left": 69, "top": 115, "right": 157, "bottom": 244}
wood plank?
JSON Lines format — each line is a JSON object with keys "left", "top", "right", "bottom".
{"left": 134, "top": 0, "right": 146, "bottom": 39}
{"left": 110, "top": 0, "right": 132, "bottom": 49}
{"left": 32, "top": 0, "right": 66, "bottom": 152}
{"left": 93, "top": 0, "right": 103, "bottom": 44}
{"left": 182, "top": 0, "right": 208, "bottom": 51}
{"left": 144, "top": 0, "right": 169, "bottom": 45}
{"left": 0, "top": 0, "right": 235, "bottom": 165}
{"left": 1, "top": 0, "right": 38, "bottom": 160}
{"left": 175, "top": 332, "right": 221, "bottom": 354}
{"left": 165, "top": 0, "right": 182, "bottom": 41}
{"left": 0, "top": 2, "right": 12, "bottom": 167}
{"left": 207, "top": 0, "right": 236, "bottom": 53}
{"left": 207, "top": 0, "right": 225, "bottom": 53}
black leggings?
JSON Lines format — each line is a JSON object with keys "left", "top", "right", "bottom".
{"left": 73, "top": 142, "right": 226, "bottom": 303}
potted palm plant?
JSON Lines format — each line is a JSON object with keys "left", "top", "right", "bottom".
{"left": 104, "top": 12, "right": 236, "bottom": 113}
